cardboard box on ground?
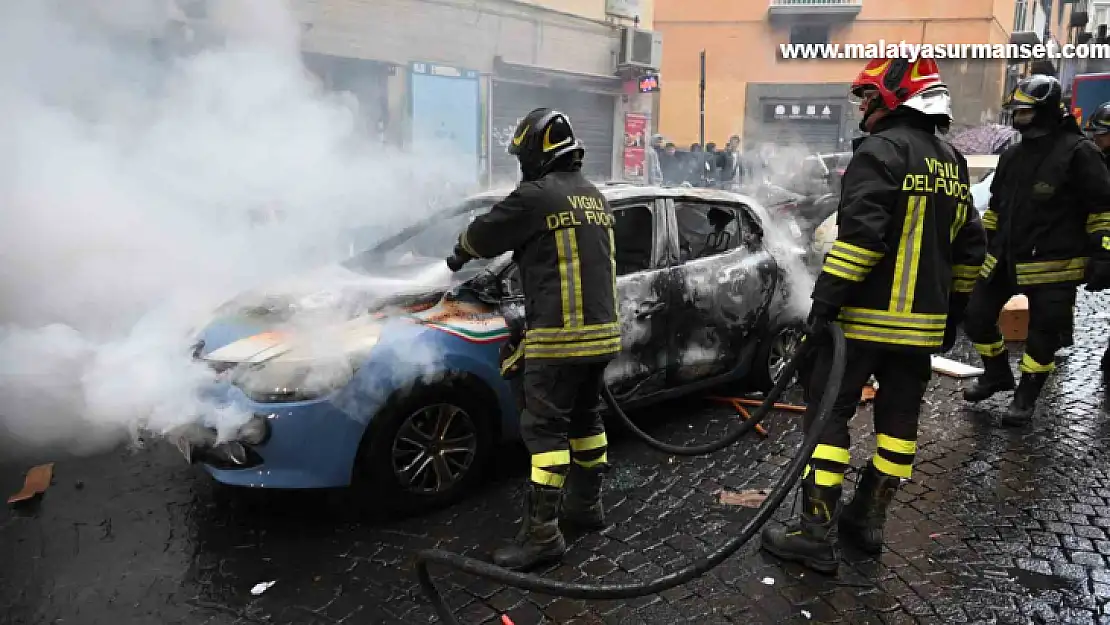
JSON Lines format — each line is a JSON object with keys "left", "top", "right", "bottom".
{"left": 999, "top": 295, "right": 1029, "bottom": 342}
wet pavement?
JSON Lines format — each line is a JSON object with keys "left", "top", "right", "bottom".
{"left": 5, "top": 293, "right": 1110, "bottom": 625}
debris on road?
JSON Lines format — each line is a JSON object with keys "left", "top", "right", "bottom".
{"left": 859, "top": 378, "right": 878, "bottom": 404}
{"left": 724, "top": 396, "right": 807, "bottom": 413}
{"left": 931, "top": 356, "right": 984, "bottom": 378}
{"left": 761, "top": 577, "right": 775, "bottom": 585}
{"left": 708, "top": 396, "right": 770, "bottom": 436}
{"left": 8, "top": 463, "right": 54, "bottom": 505}
{"left": 250, "top": 581, "right": 277, "bottom": 595}
{"left": 718, "top": 489, "right": 769, "bottom": 507}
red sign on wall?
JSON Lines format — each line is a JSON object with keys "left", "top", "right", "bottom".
{"left": 623, "top": 113, "right": 648, "bottom": 181}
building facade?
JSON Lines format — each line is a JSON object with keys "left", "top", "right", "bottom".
{"left": 290, "top": 0, "right": 661, "bottom": 186}
{"left": 654, "top": 0, "right": 1017, "bottom": 153}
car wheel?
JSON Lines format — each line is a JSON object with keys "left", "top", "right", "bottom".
{"left": 353, "top": 380, "right": 494, "bottom": 515}
{"left": 749, "top": 323, "right": 805, "bottom": 392}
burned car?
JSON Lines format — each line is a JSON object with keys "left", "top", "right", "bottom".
{"left": 180, "top": 185, "right": 809, "bottom": 513}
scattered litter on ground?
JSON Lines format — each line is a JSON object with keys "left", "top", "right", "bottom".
{"left": 859, "top": 378, "right": 879, "bottom": 404}
{"left": 931, "top": 355, "right": 984, "bottom": 378}
{"left": 860, "top": 386, "right": 876, "bottom": 403}
{"left": 250, "top": 581, "right": 276, "bottom": 595}
{"left": 718, "top": 489, "right": 770, "bottom": 507}
{"left": 501, "top": 615, "right": 516, "bottom": 625}
{"left": 761, "top": 577, "right": 775, "bottom": 585}
{"left": 8, "top": 463, "right": 54, "bottom": 505}
{"left": 707, "top": 397, "right": 773, "bottom": 435}
{"left": 727, "top": 396, "right": 807, "bottom": 413}
{"left": 801, "top": 609, "right": 812, "bottom": 619}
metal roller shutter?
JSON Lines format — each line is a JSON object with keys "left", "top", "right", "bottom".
{"left": 490, "top": 80, "right": 616, "bottom": 184}
{"left": 752, "top": 98, "right": 846, "bottom": 154}
{"left": 757, "top": 121, "right": 841, "bottom": 154}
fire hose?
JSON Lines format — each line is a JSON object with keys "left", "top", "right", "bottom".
{"left": 414, "top": 324, "right": 846, "bottom": 624}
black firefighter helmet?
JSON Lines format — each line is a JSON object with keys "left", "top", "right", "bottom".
{"left": 1004, "top": 74, "right": 1065, "bottom": 131}
{"left": 508, "top": 108, "right": 585, "bottom": 181}
{"left": 1085, "top": 101, "right": 1110, "bottom": 136}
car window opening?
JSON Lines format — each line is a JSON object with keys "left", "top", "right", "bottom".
{"left": 613, "top": 205, "right": 654, "bottom": 276}
{"left": 675, "top": 203, "right": 743, "bottom": 262}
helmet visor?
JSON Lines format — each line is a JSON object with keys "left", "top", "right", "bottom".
{"left": 847, "top": 85, "right": 876, "bottom": 106}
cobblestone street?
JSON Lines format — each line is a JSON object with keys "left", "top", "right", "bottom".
{"left": 5, "top": 293, "right": 1110, "bottom": 625}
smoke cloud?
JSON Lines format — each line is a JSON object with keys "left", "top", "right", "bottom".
{"left": 0, "top": 0, "right": 477, "bottom": 460}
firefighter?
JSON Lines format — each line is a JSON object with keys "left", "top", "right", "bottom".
{"left": 1084, "top": 101, "right": 1110, "bottom": 385}
{"left": 760, "top": 57, "right": 987, "bottom": 573}
{"left": 445, "top": 108, "right": 620, "bottom": 571}
{"left": 962, "top": 76, "right": 1110, "bottom": 424}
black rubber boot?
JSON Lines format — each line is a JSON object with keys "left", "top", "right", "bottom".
{"left": 493, "top": 484, "right": 567, "bottom": 571}
{"left": 760, "top": 477, "right": 842, "bottom": 574}
{"left": 1101, "top": 346, "right": 1110, "bottom": 386}
{"left": 963, "top": 353, "right": 1015, "bottom": 401}
{"left": 839, "top": 462, "right": 901, "bottom": 555}
{"left": 561, "top": 464, "right": 606, "bottom": 530}
{"left": 1001, "top": 372, "right": 1049, "bottom": 426}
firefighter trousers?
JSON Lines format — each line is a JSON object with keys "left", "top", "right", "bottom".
{"left": 520, "top": 361, "right": 609, "bottom": 489}
{"left": 801, "top": 339, "right": 932, "bottom": 486}
{"left": 963, "top": 270, "right": 1076, "bottom": 375}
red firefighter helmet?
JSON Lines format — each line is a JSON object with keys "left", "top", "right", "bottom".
{"left": 850, "top": 57, "right": 951, "bottom": 129}
{"left": 850, "top": 57, "right": 943, "bottom": 109}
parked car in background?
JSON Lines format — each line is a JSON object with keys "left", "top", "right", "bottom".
{"left": 177, "top": 185, "right": 810, "bottom": 513}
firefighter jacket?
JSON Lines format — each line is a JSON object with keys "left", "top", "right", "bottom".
{"left": 979, "top": 116, "right": 1110, "bottom": 289}
{"left": 457, "top": 170, "right": 620, "bottom": 367}
{"left": 813, "top": 111, "right": 987, "bottom": 353}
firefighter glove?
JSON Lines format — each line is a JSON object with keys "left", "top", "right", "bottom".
{"left": 804, "top": 300, "right": 839, "bottom": 343}
{"left": 446, "top": 244, "right": 473, "bottom": 272}
{"left": 1085, "top": 258, "right": 1110, "bottom": 291}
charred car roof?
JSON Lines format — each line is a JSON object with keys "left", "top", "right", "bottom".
{"left": 468, "top": 183, "right": 773, "bottom": 220}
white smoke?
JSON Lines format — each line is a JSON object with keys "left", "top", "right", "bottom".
{"left": 0, "top": 0, "right": 477, "bottom": 459}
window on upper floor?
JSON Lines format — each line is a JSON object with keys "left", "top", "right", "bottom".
{"left": 789, "top": 25, "right": 829, "bottom": 46}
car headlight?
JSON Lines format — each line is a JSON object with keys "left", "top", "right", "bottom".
{"left": 237, "top": 414, "right": 272, "bottom": 444}
{"left": 232, "top": 358, "right": 357, "bottom": 403}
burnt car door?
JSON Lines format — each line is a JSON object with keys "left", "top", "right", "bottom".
{"left": 665, "top": 197, "right": 779, "bottom": 384}
{"left": 602, "top": 198, "right": 676, "bottom": 401}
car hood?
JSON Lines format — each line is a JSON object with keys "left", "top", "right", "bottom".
{"left": 220, "top": 260, "right": 457, "bottom": 316}
{"left": 196, "top": 260, "right": 457, "bottom": 358}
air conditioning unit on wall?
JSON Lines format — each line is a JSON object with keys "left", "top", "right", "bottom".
{"left": 617, "top": 27, "right": 663, "bottom": 71}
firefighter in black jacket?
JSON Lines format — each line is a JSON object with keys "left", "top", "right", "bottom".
{"left": 446, "top": 108, "right": 620, "bottom": 571}
{"left": 962, "top": 76, "right": 1110, "bottom": 424}
{"left": 1084, "top": 101, "right": 1110, "bottom": 385}
{"left": 760, "top": 57, "right": 987, "bottom": 573}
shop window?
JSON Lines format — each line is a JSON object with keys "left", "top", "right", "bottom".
{"left": 790, "top": 25, "right": 829, "bottom": 46}
{"left": 612, "top": 205, "right": 655, "bottom": 275}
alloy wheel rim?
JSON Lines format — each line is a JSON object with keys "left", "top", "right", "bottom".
{"left": 391, "top": 403, "right": 478, "bottom": 494}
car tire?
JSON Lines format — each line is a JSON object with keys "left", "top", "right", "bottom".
{"left": 352, "top": 378, "right": 496, "bottom": 516}
{"left": 749, "top": 323, "right": 805, "bottom": 392}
